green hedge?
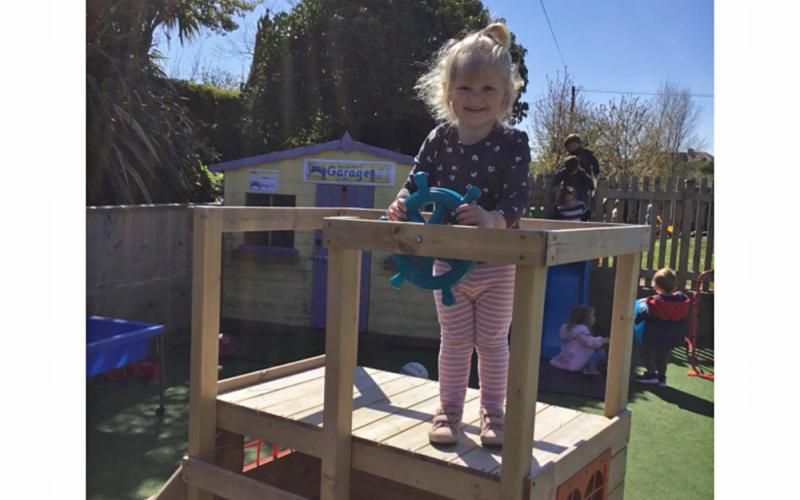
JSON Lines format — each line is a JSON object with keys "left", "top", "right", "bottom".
{"left": 172, "top": 79, "right": 243, "bottom": 163}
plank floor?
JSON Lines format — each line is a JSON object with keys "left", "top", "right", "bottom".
{"left": 218, "top": 365, "right": 615, "bottom": 481}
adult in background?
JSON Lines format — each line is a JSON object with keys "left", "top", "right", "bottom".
{"left": 564, "top": 133, "right": 600, "bottom": 178}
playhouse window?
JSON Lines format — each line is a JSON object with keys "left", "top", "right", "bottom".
{"left": 243, "top": 193, "right": 296, "bottom": 248}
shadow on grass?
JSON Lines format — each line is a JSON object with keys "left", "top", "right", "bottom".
{"left": 637, "top": 384, "right": 714, "bottom": 417}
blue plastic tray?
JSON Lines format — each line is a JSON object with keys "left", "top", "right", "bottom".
{"left": 540, "top": 261, "right": 592, "bottom": 359}
{"left": 87, "top": 316, "right": 165, "bottom": 377}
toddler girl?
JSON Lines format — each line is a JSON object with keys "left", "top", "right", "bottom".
{"left": 550, "top": 305, "right": 608, "bottom": 376}
{"left": 386, "top": 22, "right": 531, "bottom": 446}
{"left": 555, "top": 186, "right": 590, "bottom": 221}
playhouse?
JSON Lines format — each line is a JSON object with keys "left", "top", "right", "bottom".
{"left": 211, "top": 132, "right": 425, "bottom": 336}
{"left": 150, "top": 204, "right": 649, "bottom": 500}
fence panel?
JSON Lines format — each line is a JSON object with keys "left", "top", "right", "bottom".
{"left": 86, "top": 204, "right": 194, "bottom": 345}
{"left": 534, "top": 173, "right": 714, "bottom": 290}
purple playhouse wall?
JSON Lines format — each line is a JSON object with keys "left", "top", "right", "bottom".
{"left": 311, "top": 184, "right": 373, "bottom": 331}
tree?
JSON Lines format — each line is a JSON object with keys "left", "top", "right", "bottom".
{"left": 651, "top": 79, "right": 705, "bottom": 178}
{"left": 591, "top": 94, "right": 658, "bottom": 177}
{"left": 529, "top": 73, "right": 710, "bottom": 181}
{"left": 529, "top": 70, "right": 593, "bottom": 175}
{"left": 240, "top": 0, "right": 530, "bottom": 156}
{"left": 86, "top": 0, "right": 254, "bottom": 205}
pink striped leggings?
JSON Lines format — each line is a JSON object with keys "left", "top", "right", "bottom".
{"left": 433, "top": 260, "right": 516, "bottom": 410}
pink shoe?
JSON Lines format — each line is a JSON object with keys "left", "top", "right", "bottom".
{"left": 479, "top": 406, "right": 505, "bottom": 447}
{"left": 428, "top": 406, "right": 463, "bottom": 445}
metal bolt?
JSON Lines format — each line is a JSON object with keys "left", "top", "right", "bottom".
{"left": 416, "top": 235, "right": 423, "bottom": 243}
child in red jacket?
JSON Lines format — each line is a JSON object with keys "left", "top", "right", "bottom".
{"left": 635, "top": 268, "right": 691, "bottom": 387}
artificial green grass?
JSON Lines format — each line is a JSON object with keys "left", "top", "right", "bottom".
{"left": 87, "top": 339, "right": 713, "bottom": 500}
{"left": 540, "top": 346, "right": 714, "bottom": 500}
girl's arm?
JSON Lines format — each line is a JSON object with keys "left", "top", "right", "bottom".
{"left": 578, "top": 333, "right": 606, "bottom": 349}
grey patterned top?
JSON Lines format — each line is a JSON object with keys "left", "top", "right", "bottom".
{"left": 397, "top": 122, "right": 533, "bottom": 228}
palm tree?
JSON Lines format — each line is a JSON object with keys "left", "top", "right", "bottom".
{"left": 86, "top": 0, "right": 253, "bottom": 205}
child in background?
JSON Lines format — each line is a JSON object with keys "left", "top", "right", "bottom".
{"left": 550, "top": 305, "right": 609, "bottom": 376}
{"left": 554, "top": 186, "right": 590, "bottom": 221}
{"left": 635, "top": 268, "right": 691, "bottom": 387}
{"left": 550, "top": 155, "right": 595, "bottom": 210}
{"left": 386, "top": 22, "right": 531, "bottom": 447}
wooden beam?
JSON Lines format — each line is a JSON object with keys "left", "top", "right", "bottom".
{"left": 217, "top": 402, "right": 324, "bottom": 457}
{"left": 214, "top": 429, "right": 245, "bottom": 500}
{"left": 350, "top": 440, "right": 501, "bottom": 500}
{"left": 519, "top": 219, "right": 627, "bottom": 230}
{"left": 340, "top": 208, "right": 628, "bottom": 230}
{"left": 340, "top": 207, "right": 389, "bottom": 219}
{"left": 320, "top": 247, "right": 362, "bottom": 500}
{"left": 187, "top": 207, "right": 223, "bottom": 500}
{"left": 500, "top": 264, "right": 548, "bottom": 500}
{"left": 324, "top": 217, "right": 547, "bottom": 265}
{"left": 218, "top": 355, "right": 326, "bottom": 394}
{"left": 181, "top": 456, "right": 307, "bottom": 500}
{"left": 604, "top": 253, "right": 642, "bottom": 417}
{"left": 608, "top": 446, "right": 628, "bottom": 493}
{"left": 221, "top": 207, "right": 345, "bottom": 232}
{"left": 148, "top": 465, "right": 186, "bottom": 500}
{"left": 545, "top": 225, "right": 650, "bottom": 266}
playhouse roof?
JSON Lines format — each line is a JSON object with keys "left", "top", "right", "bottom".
{"left": 209, "top": 132, "right": 416, "bottom": 172}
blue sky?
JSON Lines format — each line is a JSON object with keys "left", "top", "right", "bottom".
{"left": 155, "top": 0, "right": 714, "bottom": 153}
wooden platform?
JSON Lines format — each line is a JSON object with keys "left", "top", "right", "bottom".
{"left": 176, "top": 208, "right": 646, "bottom": 500}
{"left": 215, "top": 364, "right": 630, "bottom": 500}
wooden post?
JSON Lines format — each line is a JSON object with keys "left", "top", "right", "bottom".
{"left": 668, "top": 177, "right": 684, "bottom": 270}
{"left": 500, "top": 264, "right": 548, "bottom": 500}
{"left": 320, "top": 247, "right": 362, "bottom": 500}
{"left": 604, "top": 253, "right": 642, "bottom": 418}
{"left": 678, "top": 179, "right": 697, "bottom": 287}
{"left": 647, "top": 177, "right": 661, "bottom": 271}
{"left": 187, "top": 207, "right": 223, "bottom": 500}
{"left": 657, "top": 178, "right": 673, "bottom": 270}
{"left": 702, "top": 190, "right": 714, "bottom": 291}
{"left": 691, "top": 178, "right": 708, "bottom": 277}
{"left": 214, "top": 430, "right": 244, "bottom": 500}
{"left": 592, "top": 176, "right": 604, "bottom": 222}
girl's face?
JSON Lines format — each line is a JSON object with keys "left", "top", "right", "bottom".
{"left": 587, "top": 311, "right": 596, "bottom": 327}
{"left": 563, "top": 194, "right": 577, "bottom": 208}
{"left": 449, "top": 69, "right": 507, "bottom": 136}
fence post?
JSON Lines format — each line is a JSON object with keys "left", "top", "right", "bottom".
{"left": 677, "top": 178, "right": 697, "bottom": 287}
{"left": 592, "top": 176, "right": 604, "bottom": 222}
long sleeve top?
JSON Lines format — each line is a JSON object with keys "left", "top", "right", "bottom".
{"left": 549, "top": 324, "right": 605, "bottom": 372}
{"left": 396, "top": 122, "right": 533, "bottom": 228}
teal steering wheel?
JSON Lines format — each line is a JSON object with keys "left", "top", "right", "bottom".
{"left": 384, "top": 172, "right": 481, "bottom": 306}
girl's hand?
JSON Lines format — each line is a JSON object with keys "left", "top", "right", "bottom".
{"left": 387, "top": 197, "right": 407, "bottom": 221}
{"left": 603, "top": 337, "right": 610, "bottom": 344}
{"left": 455, "top": 203, "right": 505, "bottom": 228}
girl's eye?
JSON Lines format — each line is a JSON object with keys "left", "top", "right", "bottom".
{"left": 457, "top": 86, "right": 471, "bottom": 91}
{"left": 483, "top": 87, "right": 496, "bottom": 92}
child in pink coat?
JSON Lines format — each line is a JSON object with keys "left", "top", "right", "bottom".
{"left": 550, "top": 305, "right": 609, "bottom": 376}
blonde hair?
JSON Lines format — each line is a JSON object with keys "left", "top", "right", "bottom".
{"left": 415, "top": 22, "right": 524, "bottom": 124}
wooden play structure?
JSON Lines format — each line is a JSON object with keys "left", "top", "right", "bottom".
{"left": 151, "top": 206, "right": 649, "bottom": 500}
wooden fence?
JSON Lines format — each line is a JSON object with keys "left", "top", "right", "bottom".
{"left": 86, "top": 204, "right": 194, "bottom": 346}
{"left": 530, "top": 174, "right": 714, "bottom": 291}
